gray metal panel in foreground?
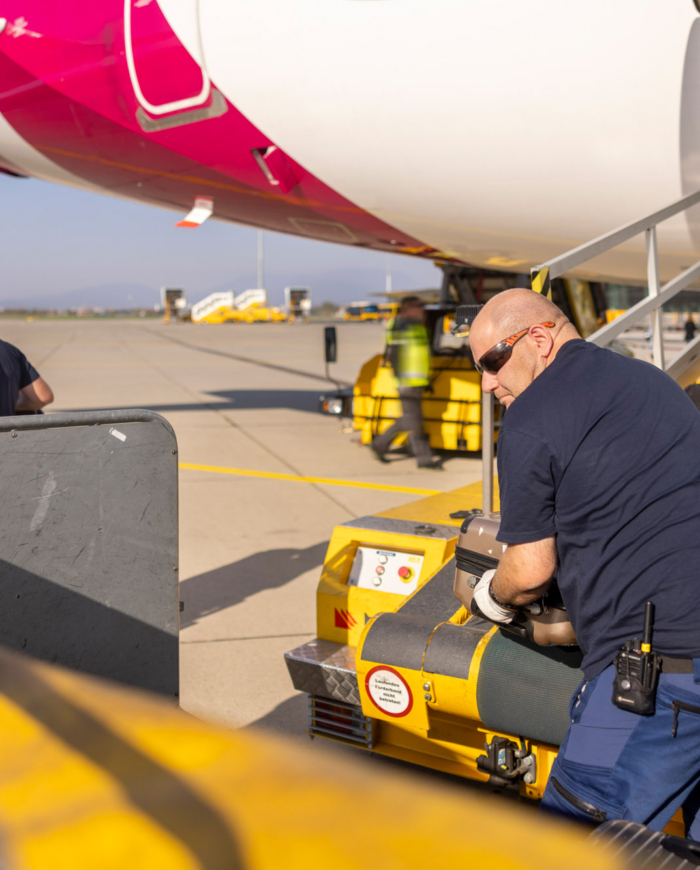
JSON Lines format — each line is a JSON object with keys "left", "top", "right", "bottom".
{"left": 285, "top": 640, "right": 360, "bottom": 705}
{"left": 0, "top": 410, "right": 178, "bottom": 696}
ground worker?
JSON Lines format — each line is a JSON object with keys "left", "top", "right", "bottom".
{"left": 371, "top": 296, "right": 441, "bottom": 469}
{"left": 467, "top": 288, "right": 700, "bottom": 835}
{"left": 685, "top": 315, "right": 697, "bottom": 343}
{"left": 0, "top": 338, "right": 53, "bottom": 415}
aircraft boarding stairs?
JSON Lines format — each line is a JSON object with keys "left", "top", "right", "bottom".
{"left": 191, "top": 288, "right": 278, "bottom": 323}
{"left": 191, "top": 291, "right": 236, "bottom": 323}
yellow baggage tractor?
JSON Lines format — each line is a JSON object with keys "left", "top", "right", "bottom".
{"left": 342, "top": 302, "right": 384, "bottom": 322}
{"left": 284, "top": 482, "right": 685, "bottom": 836}
{"left": 320, "top": 268, "right": 608, "bottom": 453}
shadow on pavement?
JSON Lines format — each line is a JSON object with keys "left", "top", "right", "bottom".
{"left": 64, "top": 389, "right": 324, "bottom": 416}
{"left": 250, "top": 693, "right": 310, "bottom": 737}
{"left": 180, "top": 541, "right": 329, "bottom": 628}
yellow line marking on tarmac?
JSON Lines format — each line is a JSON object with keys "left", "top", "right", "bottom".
{"left": 179, "top": 462, "right": 441, "bottom": 496}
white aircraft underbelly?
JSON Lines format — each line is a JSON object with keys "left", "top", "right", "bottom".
{"left": 199, "top": 0, "right": 700, "bottom": 282}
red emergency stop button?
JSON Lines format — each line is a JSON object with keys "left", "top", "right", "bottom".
{"left": 398, "top": 566, "right": 413, "bottom": 581}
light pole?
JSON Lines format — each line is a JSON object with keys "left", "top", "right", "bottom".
{"left": 258, "top": 230, "right": 265, "bottom": 290}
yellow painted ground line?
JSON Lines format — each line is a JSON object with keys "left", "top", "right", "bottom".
{"left": 179, "top": 462, "right": 441, "bottom": 496}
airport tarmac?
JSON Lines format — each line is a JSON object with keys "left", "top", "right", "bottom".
{"left": 1, "top": 318, "right": 691, "bottom": 745}
{"left": 0, "top": 317, "right": 490, "bottom": 741}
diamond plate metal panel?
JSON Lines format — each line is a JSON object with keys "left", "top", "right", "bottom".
{"left": 285, "top": 639, "right": 360, "bottom": 705}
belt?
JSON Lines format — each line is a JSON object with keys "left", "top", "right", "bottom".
{"left": 661, "top": 655, "right": 695, "bottom": 674}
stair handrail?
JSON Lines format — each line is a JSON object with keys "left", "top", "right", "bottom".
{"left": 530, "top": 188, "right": 700, "bottom": 380}
{"left": 234, "top": 289, "right": 267, "bottom": 310}
{"left": 191, "top": 291, "right": 235, "bottom": 322}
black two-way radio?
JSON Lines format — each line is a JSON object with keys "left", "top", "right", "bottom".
{"left": 612, "top": 601, "right": 660, "bottom": 716}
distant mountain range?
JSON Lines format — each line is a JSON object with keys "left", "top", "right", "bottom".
{"left": 0, "top": 268, "right": 441, "bottom": 310}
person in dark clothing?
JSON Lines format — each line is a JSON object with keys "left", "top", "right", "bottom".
{"left": 468, "top": 288, "right": 700, "bottom": 836}
{"left": 0, "top": 339, "right": 53, "bottom": 415}
{"left": 371, "top": 297, "right": 441, "bottom": 469}
{"left": 685, "top": 315, "right": 697, "bottom": 343}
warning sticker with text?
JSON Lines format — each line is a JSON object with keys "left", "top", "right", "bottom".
{"left": 365, "top": 666, "right": 413, "bottom": 717}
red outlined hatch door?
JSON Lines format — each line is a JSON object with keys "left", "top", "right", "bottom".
{"left": 124, "top": 0, "right": 225, "bottom": 130}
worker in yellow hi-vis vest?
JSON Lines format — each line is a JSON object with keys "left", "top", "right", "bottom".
{"left": 372, "top": 296, "right": 442, "bottom": 469}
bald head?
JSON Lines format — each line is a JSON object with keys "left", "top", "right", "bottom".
{"left": 472, "top": 288, "right": 569, "bottom": 347}
{"left": 469, "top": 288, "right": 580, "bottom": 408}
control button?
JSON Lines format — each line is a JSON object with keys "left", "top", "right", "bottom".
{"left": 375, "top": 566, "right": 385, "bottom": 575}
{"left": 398, "top": 566, "right": 413, "bottom": 581}
{"left": 378, "top": 555, "right": 388, "bottom": 565}
{"left": 372, "top": 576, "right": 382, "bottom": 587}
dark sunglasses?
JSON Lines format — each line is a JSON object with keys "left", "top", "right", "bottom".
{"left": 475, "top": 321, "right": 556, "bottom": 375}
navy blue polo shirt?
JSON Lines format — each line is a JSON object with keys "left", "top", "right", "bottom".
{"left": 0, "top": 340, "right": 39, "bottom": 416}
{"left": 496, "top": 339, "right": 700, "bottom": 679}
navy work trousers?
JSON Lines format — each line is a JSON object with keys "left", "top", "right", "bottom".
{"left": 540, "top": 663, "right": 700, "bottom": 837}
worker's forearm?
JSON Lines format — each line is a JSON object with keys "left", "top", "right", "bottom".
{"left": 16, "top": 392, "right": 50, "bottom": 411}
{"left": 489, "top": 538, "right": 556, "bottom": 607}
{"left": 15, "top": 393, "right": 40, "bottom": 411}
{"left": 491, "top": 570, "right": 551, "bottom": 607}
{"left": 17, "top": 378, "right": 53, "bottom": 411}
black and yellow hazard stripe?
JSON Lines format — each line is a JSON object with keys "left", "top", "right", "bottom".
{"left": 531, "top": 266, "right": 551, "bottom": 299}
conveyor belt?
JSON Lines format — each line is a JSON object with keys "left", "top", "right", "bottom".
{"left": 289, "top": 552, "right": 584, "bottom": 746}
{"left": 477, "top": 630, "right": 583, "bottom": 745}
{"left": 360, "top": 557, "right": 492, "bottom": 676}
{"left": 360, "top": 556, "right": 584, "bottom": 744}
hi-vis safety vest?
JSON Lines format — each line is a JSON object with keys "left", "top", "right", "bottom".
{"left": 386, "top": 319, "right": 430, "bottom": 388}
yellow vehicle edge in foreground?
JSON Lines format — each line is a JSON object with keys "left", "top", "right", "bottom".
{"left": 0, "top": 645, "right": 624, "bottom": 870}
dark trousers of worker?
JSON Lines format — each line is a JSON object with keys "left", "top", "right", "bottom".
{"left": 373, "top": 386, "right": 432, "bottom": 466}
{"left": 540, "top": 662, "right": 700, "bottom": 838}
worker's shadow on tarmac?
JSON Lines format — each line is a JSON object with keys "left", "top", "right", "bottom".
{"left": 179, "top": 540, "right": 329, "bottom": 628}
{"left": 65, "top": 390, "right": 323, "bottom": 416}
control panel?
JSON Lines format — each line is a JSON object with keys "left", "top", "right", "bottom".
{"left": 347, "top": 547, "right": 424, "bottom": 596}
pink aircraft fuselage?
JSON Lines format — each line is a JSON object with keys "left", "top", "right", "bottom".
{"left": 2, "top": 1, "right": 700, "bottom": 284}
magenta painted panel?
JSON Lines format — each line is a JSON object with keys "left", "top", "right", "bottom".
{"left": 0, "top": 1, "right": 443, "bottom": 258}
{"left": 128, "top": 0, "right": 206, "bottom": 109}
{"left": 263, "top": 147, "right": 300, "bottom": 194}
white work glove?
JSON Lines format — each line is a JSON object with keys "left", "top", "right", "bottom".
{"left": 472, "top": 568, "right": 515, "bottom": 624}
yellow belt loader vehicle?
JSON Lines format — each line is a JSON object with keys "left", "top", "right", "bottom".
{"left": 283, "top": 486, "right": 562, "bottom": 796}
{"left": 283, "top": 483, "right": 685, "bottom": 837}
{"left": 320, "top": 266, "right": 609, "bottom": 453}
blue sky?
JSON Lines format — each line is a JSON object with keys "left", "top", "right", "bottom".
{"left": 0, "top": 176, "right": 440, "bottom": 309}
